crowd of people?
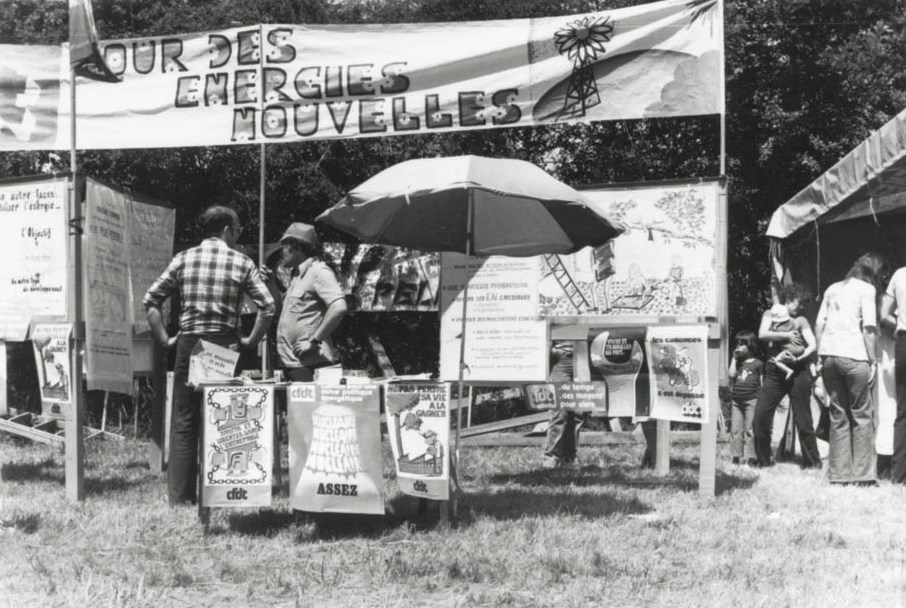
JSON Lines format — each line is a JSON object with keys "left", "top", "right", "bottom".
{"left": 728, "top": 252, "right": 906, "bottom": 486}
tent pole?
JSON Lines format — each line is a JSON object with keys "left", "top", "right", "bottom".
{"left": 453, "top": 191, "right": 474, "bottom": 520}
{"left": 66, "top": 65, "right": 86, "bottom": 502}
{"left": 259, "top": 142, "right": 270, "bottom": 379}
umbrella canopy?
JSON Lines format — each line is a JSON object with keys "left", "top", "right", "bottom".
{"left": 317, "top": 155, "right": 623, "bottom": 257}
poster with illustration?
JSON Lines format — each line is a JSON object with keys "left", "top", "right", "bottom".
{"left": 201, "top": 386, "right": 274, "bottom": 507}
{"left": 287, "top": 383, "right": 384, "bottom": 514}
{"left": 385, "top": 383, "right": 450, "bottom": 500}
{"left": 31, "top": 323, "right": 72, "bottom": 419}
{"left": 646, "top": 325, "right": 710, "bottom": 423}
{"left": 587, "top": 327, "right": 650, "bottom": 417}
{"left": 538, "top": 180, "right": 720, "bottom": 320}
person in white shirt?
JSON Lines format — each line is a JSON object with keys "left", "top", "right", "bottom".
{"left": 880, "top": 258, "right": 906, "bottom": 483}
{"left": 816, "top": 252, "right": 888, "bottom": 485}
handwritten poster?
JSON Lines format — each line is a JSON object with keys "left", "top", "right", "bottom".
{"left": 587, "top": 328, "right": 650, "bottom": 417}
{"left": 439, "top": 253, "right": 547, "bottom": 381}
{"left": 646, "top": 325, "right": 710, "bottom": 423}
{"left": 287, "top": 383, "right": 383, "bottom": 514}
{"left": 129, "top": 199, "right": 175, "bottom": 332}
{"left": 201, "top": 385, "right": 274, "bottom": 507}
{"left": 187, "top": 340, "right": 240, "bottom": 386}
{"left": 0, "top": 177, "right": 68, "bottom": 340}
{"left": 84, "top": 180, "right": 132, "bottom": 393}
{"left": 385, "top": 383, "right": 450, "bottom": 500}
{"left": 31, "top": 323, "right": 72, "bottom": 419}
{"left": 524, "top": 382, "right": 608, "bottom": 413}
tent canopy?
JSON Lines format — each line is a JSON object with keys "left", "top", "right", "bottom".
{"left": 767, "top": 107, "right": 906, "bottom": 239}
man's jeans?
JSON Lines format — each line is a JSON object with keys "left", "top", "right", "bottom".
{"left": 169, "top": 332, "right": 238, "bottom": 505}
{"left": 823, "top": 355, "right": 875, "bottom": 483}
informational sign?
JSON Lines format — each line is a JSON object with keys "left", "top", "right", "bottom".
{"left": 539, "top": 180, "right": 720, "bottom": 320}
{"left": 31, "top": 323, "right": 72, "bottom": 419}
{"left": 2, "top": 1, "right": 724, "bottom": 151}
{"left": 524, "top": 381, "right": 608, "bottom": 413}
{"left": 439, "top": 253, "right": 547, "bottom": 382}
{"left": 187, "top": 340, "right": 240, "bottom": 386}
{"left": 646, "top": 325, "right": 710, "bottom": 422}
{"left": 385, "top": 383, "right": 450, "bottom": 500}
{"left": 287, "top": 383, "right": 383, "bottom": 514}
{"left": 201, "top": 385, "right": 274, "bottom": 507}
{"left": 0, "top": 177, "right": 69, "bottom": 340}
{"left": 129, "top": 199, "right": 175, "bottom": 332}
{"left": 84, "top": 180, "right": 132, "bottom": 393}
{"left": 587, "top": 328, "right": 650, "bottom": 417}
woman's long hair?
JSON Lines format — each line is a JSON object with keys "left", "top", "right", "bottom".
{"left": 846, "top": 252, "right": 889, "bottom": 295}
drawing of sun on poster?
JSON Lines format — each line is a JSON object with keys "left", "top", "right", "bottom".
{"left": 538, "top": 179, "right": 720, "bottom": 320}
{"left": 587, "top": 327, "right": 650, "bottom": 417}
{"left": 202, "top": 386, "right": 274, "bottom": 508}
{"left": 287, "top": 383, "right": 384, "bottom": 514}
{"left": 646, "top": 325, "right": 710, "bottom": 423}
{"left": 31, "top": 323, "right": 72, "bottom": 419}
{"left": 385, "top": 383, "right": 450, "bottom": 500}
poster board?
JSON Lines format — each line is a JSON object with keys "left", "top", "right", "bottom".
{"left": 646, "top": 325, "right": 710, "bottom": 423}
{"left": 542, "top": 179, "right": 721, "bottom": 322}
{"left": 201, "top": 385, "right": 274, "bottom": 508}
{"left": 0, "top": 176, "right": 69, "bottom": 340}
{"left": 287, "top": 383, "right": 384, "bottom": 514}
{"left": 84, "top": 180, "right": 132, "bottom": 393}
{"left": 129, "top": 198, "right": 175, "bottom": 333}
{"left": 385, "top": 383, "right": 451, "bottom": 500}
{"left": 439, "top": 254, "right": 547, "bottom": 382}
{"left": 587, "top": 327, "right": 650, "bottom": 417}
{"left": 524, "top": 381, "right": 608, "bottom": 413}
{"left": 31, "top": 323, "right": 72, "bottom": 419}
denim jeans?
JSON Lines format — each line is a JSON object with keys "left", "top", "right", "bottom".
{"left": 753, "top": 361, "right": 820, "bottom": 467}
{"left": 169, "top": 332, "right": 238, "bottom": 505}
{"left": 822, "top": 355, "right": 875, "bottom": 483}
{"left": 730, "top": 397, "right": 756, "bottom": 459}
{"left": 544, "top": 409, "right": 587, "bottom": 462}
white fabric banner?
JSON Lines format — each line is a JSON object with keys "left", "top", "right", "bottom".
{"left": 1, "top": 0, "right": 723, "bottom": 150}
{"left": 646, "top": 324, "right": 710, "bottom": 423}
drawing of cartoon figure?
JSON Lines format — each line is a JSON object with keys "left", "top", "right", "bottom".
{"left": 656, "top": 345, "right": 701, "bottom": 389}
{"left": 626, "top": 263, "right": 650, "bottom": 298}
{"left": 665, "top": 256, "right": 686, "bottom": 307}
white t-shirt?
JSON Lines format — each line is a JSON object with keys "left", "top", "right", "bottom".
{"left": 816, "top": 278, "right": 876, "bottom": 361}
{"left": 886, "top": 268, "right": 906, "bottom": 332}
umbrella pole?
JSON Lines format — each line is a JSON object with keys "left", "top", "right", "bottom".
{"left": 453, "top": 192, "right": 474, "bottom": 520}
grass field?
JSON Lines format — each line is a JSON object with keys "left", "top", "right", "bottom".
{"left": 2, "top": 434, "right": 906, "bottom": 608}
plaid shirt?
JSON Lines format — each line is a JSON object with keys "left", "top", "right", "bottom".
{"left": 143, "top": 238, "right": 276, "bottom": 335}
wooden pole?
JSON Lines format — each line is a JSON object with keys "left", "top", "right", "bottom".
{"left": 66, "top": 66, "right": 86, "bottom": 502}
{"left": 149, "top": 341, "right": 167, "bottom": 474}
{"left": 655, "top": 419, "right": 670, "bottom": 476}
{"left": 0, "top": 341, "right": 7, "bottom": 418}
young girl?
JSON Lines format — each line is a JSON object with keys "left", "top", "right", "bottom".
{"left": 728, "top": 331, "right": 763, "bottom": 465}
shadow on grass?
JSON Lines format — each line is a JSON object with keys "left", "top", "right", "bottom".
{"left": 460, "top": 485, "right": 652, "bottom": 522}
{"left": 85, "top": 474, "right": 151, "bottom": 496}
{"left": 1, "top": 457, "right": 63, "bottom": 484}
{"left": 485, "top": 457, "right": 757, "bottom": 497}
{"left": 0, "top": 512, "right": 41, "bottom": 534}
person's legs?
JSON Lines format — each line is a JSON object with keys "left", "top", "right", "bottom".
{"left": 729, "top": 399, "right": 745, "bottom": 461}
{"left": 789, "top": 365, "right": 821, "bottom": 468}
{"left": 168, "top": 334, "right": 201, "bottom": 505}
{"left": 544, "top": 408, "right": 573, "bottom": 465}
{"left": 742, "top": 397, "right": 757, "bottom": 462}
{"left": 842, "top": 357, "right": 875, "bottom": 482}
{"left": 753, "top": 364, "right": 785, "bottom": 466}
{"left": 823, "top": 356, "right": 852, "bottom": 482}
{"left": 893, "top": 333, "right": 906, "bottom": 483}
{"left": 284, "top": 367, "right": 314, "bottom": 382}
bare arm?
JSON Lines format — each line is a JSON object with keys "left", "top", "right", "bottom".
{"left": 240, "top": 313, "right": 273, "bottom": 349}
{"left": 795, "top": 320, "right": 817, "bottom": 362}
{"left": 313, "top": 298, "right": 348, "bottom": 343}
{"left": 728, "top": 356, "right": 738, "bottom": 381}
{"left": 814, "top": 292, "right": 829, "bottom": 346}
{"left": 863, "top": 327, "right": 878, "bottom": 365}
{"left": 758, "top": 311, "right": 795, "bottom": 343}
{"left": 147, "top": 306, "right": 177, "bottom": 349}
{"left": 880, "top": 293, "right": 897, "bottom": 336}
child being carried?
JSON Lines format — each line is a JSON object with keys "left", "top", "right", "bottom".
{"left": 768, "top": 302, "right": 806, "bottom": 380}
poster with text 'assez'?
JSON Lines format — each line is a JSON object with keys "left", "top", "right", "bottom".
{"left": 0, "top": 178, "right": 69, "bottom": 341}
{"left": 646, "top": 325, "right": 710, "bottom": 423}
{"left": 587, "top": 328, "right": 650, "bottom": 418}
{"left": 31, "top": 323, "right": 72, "bottom": 420}
{"left": 287, "top": 383, "right": 384, "bottom": 514}
{"left": 385, "top": 383, "right": 450, "bottom": 501}
{"left": 202, "top": 386, "right": 274, "bottom": 508}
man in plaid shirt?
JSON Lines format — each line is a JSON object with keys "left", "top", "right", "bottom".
{"left": 144, "top": 205, "right": 276, "bottom": 506}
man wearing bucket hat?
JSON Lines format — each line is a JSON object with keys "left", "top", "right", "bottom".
{"left": 276, "top": 222, "right": 348, "bottom": 381}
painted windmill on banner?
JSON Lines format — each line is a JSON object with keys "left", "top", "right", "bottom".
{"left": 554, "top": 14, "right": 614, "bottom": 120}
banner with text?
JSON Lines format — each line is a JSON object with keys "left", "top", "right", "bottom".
{"left": 2, "top": 0, "right": 723, "bottom": 150}
{"left": 646, "top": 324, "right": 709, "bottom": 423}
{"left": 287, "top": 383, "right": 384, "bottom": 514}
{"left": 524, "top": 381, "right": 608, "bottom": 413}
{"left": 202, "top": 385, "right": 274, "bottom": 508}
{"left": 84, "top": 180, "right": 132, "bottom": 393}
{"left": 129, "top": 199, "right": 176, "bottom": 332}
{"left": 439, "top": 253, "right": 547, "bottom": 382}
{"left": 385, "top": 383, "right": 450, "bottom": 500}
{"left": 0, "top": 45, "right": 68, "bottom": 151}
{"left": 0, "top": 177, "right": 69, "bottom": 340}
{"left": 31, "top": 323, "right": 72, "bottom": 419}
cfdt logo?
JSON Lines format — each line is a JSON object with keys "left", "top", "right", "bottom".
{"left": 226, "top": 488, "right": 248, "bottom": 501}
